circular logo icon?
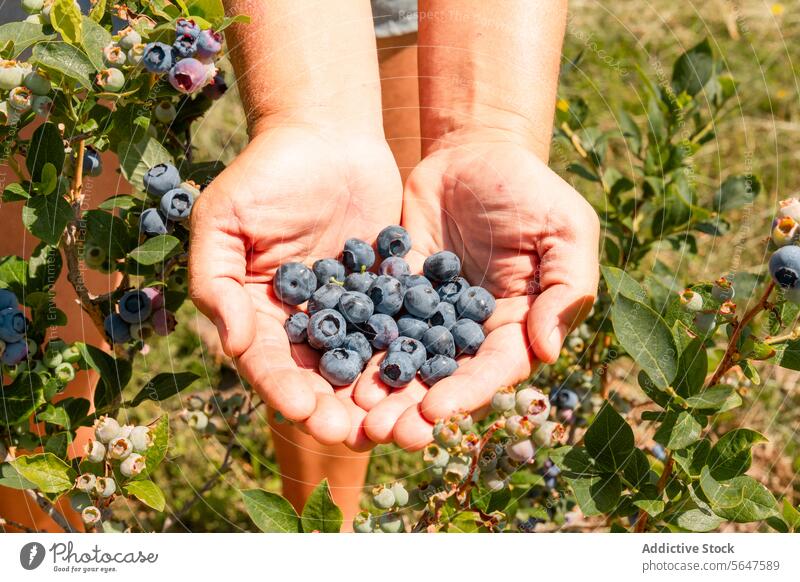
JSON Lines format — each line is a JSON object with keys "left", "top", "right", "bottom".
{"left": 19, "top": 542, "right": 46, "bottom": 570}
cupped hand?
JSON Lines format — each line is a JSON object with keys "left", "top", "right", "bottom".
{"left": 189, "top": 125, "right": 401, "bottom": 447}
{"left": 357, "top": 135, "right": 600, "bottom": 449}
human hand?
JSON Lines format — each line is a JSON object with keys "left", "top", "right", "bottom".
{"left": 189, "top": 125, "right": 402, "bottom": 447}
{"left": 356, "top": 133, "right": 599, "bottom": 449}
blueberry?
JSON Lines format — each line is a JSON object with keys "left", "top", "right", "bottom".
{"left": 168, "top": 58, "right": 207, "bottom": 94}
{"left": 363, "top": 314, "right": 399, "bottom": 349}
{"left": 379, "top": 352, "right": 417, "bottom": 388}
{"left": 368, "top": 275, "right": 404, "bottom": 315}
{"left": 437, "top": 276, "right": 468, "bottom": 304}
{"left": 387, "top": 337, "right": 426, "bottom": 369}
{"left": 421, "top": 325, "right": 455, "bottom": 358}
{"left": 308, "top": 283, "right": 345, "bottom": 314}
{"left": 307, "top": 309, "right": 347, "bottom": 350}
{"left": 96, "top": 68, "right": 126, "bottom": 92}
{"left": 139, "top": 208, "right": 168, "bottom": 237}
{"left": 419, "top": 355, "right": 458, "bottom": 386}
{"left": 403, "top": 285, "right": 440, "bottom": 319}
{"left": 353, "top": 511, "right": 375, "bottom": 533}
{"left": 202, "top": 72, "right": 228, "bottom": 100}
{"left": 404, "top": 274, "right": 433, "bottom": 289}
{"left": 450, "top": 319, "right": 485, "bottom": 355}
{"left": 342, "top": 238, "right": 375, "bottom": 272}
{"left": 549, "top": 387, "right": 579, "bottom": 410}
{"left": 378, "top": 512, "right": 403, "bottom": 533}
{"left": 0, "top": 289, "right": 18, "bottom": 310}
{"left": 343, "top": 332, "right": 373, "bottom": 364}
{"left": 160, "top": 187, "right": 194, "bottom": 222}
{"left": 338, "top": 291, "right": 374, "bottom": 324}
{"left": 396, "top": 315, "right": 430, "bottom": 340}
{"left": 143, "top": 163, "right": 181, "bottom": 198}
{"left": 769, "top": 245, "right": 800, "bottom": 289}
{"left": 319, "top": 348, "right": 362, "bottom": 386}
{"left": 82, "top": 147, "right": 102, "bottom": 177}
{"left": 0, "top": 307, "right": 26, "bottom": 343}
{"left": 173, "top": 33, "right": 197, "bottom": 58}
{"left": 344, "top": 271, "right": 377, "bottom": 293}
{"left": 505, "top": 439, "right": 535, "bottom": 463}
{"left": 103, "top": 313, "right": 131, "bottom": 344}
{"left": 456, "top": 286, "right": 496, "bottom": 322}
{"left": 176, "top": 18, "right": 201, "bottom": 38}
{"left": 376, "top": 225, "right": 411, "bottom": 258}
{"left": 428, "top": 302, "right": 456, "bottom": 328}
{"left": 423, "top": 251, "right": 461, "bottom": 282}
{"left": 652, "top": 443, "right": 667, "bottom": 461}
{"left": 379, "top": 256, "right": 410, "bottom": 281}
{"left": 284, "top": 312, "right": 309, "bottom": 343}
{"left": 142, "top": 42, "right": 174, "bottom": 73}
{"left": 117, "top": 290, "right": 152, "bottom": 323}
{"left": 273, "top": 262, "right": 316, "bottom": 306}
{"left": 196, "top": 29, "right": 223, "bottom": 61}
{"left": 693, "top": 311, "right": 717, "bottom": 334}
{"left": 312, "top": 258, "right": 345, "bottom": 287}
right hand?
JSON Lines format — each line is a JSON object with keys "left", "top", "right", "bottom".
{"left": 189, "top": 125, "right": 402, "bottom": 447}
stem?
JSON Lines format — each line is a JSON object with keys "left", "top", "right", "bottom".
{"left": 707, "top": 281, "right": 775, "bottom": 388}
{"left": 0, "top": 516, "right": 37, "bottom": 533}
{"left": 633, "top": 452, "right": 673, "bottom": 532}
{"left": 25, "top": 490, "right": 76, "bottom": 533}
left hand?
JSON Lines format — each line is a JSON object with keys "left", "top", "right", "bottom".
{"left": 355, "top": 133, "right": 600, "bottom": 449}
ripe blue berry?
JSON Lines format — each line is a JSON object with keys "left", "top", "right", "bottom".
{"left": 338, "top": 291, "right": 374, "bottom": 325}
{"left": 308, "top": 283, "right": 346, "bottom": 315}
{"left": 312, "top": 258, "right": 345, "bottom": 286}
{"left": 652, "top": 443, "right": 667, "bottom": 461}
{"left": 423, "top": 251, "right": 461, "bottom": 282}
{"left": 379, "top": 352, "right": 417, "bottom": 388}
{"left": 368, "top": 275, "right": 404, "bottom": 315}
{"left": 176, "top": 18, "right": 200, "bottom": 38}
{"left": 396, "top": 314, "right": 429, "bottom": 340}
{"left": 343, "top": 332, "right": 372, "bottom": 364}
{"left": 770, "top": 245, "right": 800, "bottom": 289}
{"left": 1, "top": 340, "right": 27, "bottom": 366}
{"left": 387, "top": 337, "right": 426, "bottom": 369}
{"left": 284, "top": 312, "right": 309, "bottom": 343}
{"left": 104, "top": 313, "right": 131, "bottom": 344}
{"left": 168, "top": 58, "right": 207, "bottom": 94}
{"left": 139, "top": 208, "right": 168, "bottom": 237}
{"left": 202, "top": 72, "right": 227, "bottom": 100}
{"left": 307, "top": 309, "right": 347, "bottom": 350}
{"left": 344, "top": 271, "right": 377, "bottom": 293}
{"left": 421, "top": 325, "right": 456, "bottom": 358}
{"left": 450, "top": 319, "right": 485, "bottom": 355}
{"left": 82, "top": 147, "right": 102, "bottom": 177}
{"left": 404, "top": 274, "right": 433, "bottom": 289}
{"left": 550, "top": 387, "right": 579, "bottom": 410}
{"left": 404, "top": 284, "right": 440, "bottom": 319}
{"left": 0, "top": 307, "right": 26, "bottom": 343}
{"left": 428, "top": 301, "right": 456, "bottom": 328}
{"left": 273, "top": 262, "right": 316, "bottom": 306}
{"left": 196, "top": 29, "right": 223, "bottom": 61}
{"left": 376, "top": 225, "right": 411, "bottom": 258}
{"left": 342, "top": 238, "right": 375, "bottom": 272}
{"left": 160, "top": 187, "right": 194, "bottom": 222}
{"left": 437, "top": 276, "right": 468, "bottom": 304}
{"left": 0, "top": 289, "right": 18, "bottom": 310}
{"left": 143, "top": 163, "right": 181, "bottom": 198}
{"left": 117, "top": 290, "right": 152, "bottom": 323}
{"left": 173, "top": 33, "right": 197, "bottom": 58}
{"left": 419, "top": 355, "right": 458, "bottom": 386}
{"left": 378, "top": 257, "right": 410, "bottom": 282}
{"left": 319, "top": 348, "right": 362, "bottom": 386}
{"left": 142, "top": 42, "right": 174, "bottom": 73}
{"left": 456, "top": 286, "right": 496, "bottom": 322}
{"left": 363, "top": 314, "right": 399, "bottom": 349}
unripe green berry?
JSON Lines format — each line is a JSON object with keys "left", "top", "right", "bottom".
{"left": 108, "top": 436, "right": 133, "bottom": 460}
{"left": 120, "top": 453, "right": 145, "bottom": 477}
{"left": 443, "top": 456, "right": 471, "bottom": 484}
{"left": 155, "top": 101, "right": 177, "bottom": 124}
{"left": 96, "top": 68, "right": 125, "bottom": 92}
{"left": 24, "top": 69, "right": 50, "bottom": 95}
{"left": 187, "top": 395, "right": 205, "bottom": 411}
{"left": 81, "top": 505, "right": 102, "bottom": 526}
{"left": 61, "top": 344, "right": 81, "bottom": 363}
{"left": 84, "top": 439, "right": 106, "bottom": 463}
{"left": 84, "top": 243, "right": 107, "bottom": 268}
{"left": 74, "top": 473, "right": 97, "bottom": 493}
{"left": 377, "top": 512, "right": 403, "bottom": 533}
{"left": 94, "top": 416, "right": 121, "bottom": 443}
{"left": 129, "top": 425, "right": 152, "bottom": 452}
{"left": 54, "top": 362, "right": 76, "bottom": 383}
{"left": 94, "top": 476, "right": 116, "bottom": 498}
{"left": 532, "top": 421, "right": 565, "bottom": 447}
{"left": 352, "top": 511, "right": 374, "bottom": 533}
{"left": 187, "top": 410, "right": 208, "bottom": 431}
{"left": 0, "top": 60, "right": 25, "bottom": 90}
{"left": 372, "top": 485, "right": 395, "bottom": 510}
{"left": 422, "top": 443, "right": 449, "bottom": 469}
{"left": 515, "top": 387, "right": 549, "bottom": 422}
{"left": 22, "top": 0, "right": 45, "bottom": 14}
{"left": 481, "top": 469, "right": 508, "bottom": 492}
{"left": 432, "top": 419, "right": 462, "bottom": 448}
{"left": 390, "top": 482, "right": 409, "bottom": 507}
{"left": 491, "top": 386, "right": 516, "bottom": 414}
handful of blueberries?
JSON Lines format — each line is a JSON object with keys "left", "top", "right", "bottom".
{"left": 275, "top": 226, "right": 496, "bottom": 388}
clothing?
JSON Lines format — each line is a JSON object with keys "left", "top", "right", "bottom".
{"left": 371, "top": 0, "right": 419, "bottom": 38}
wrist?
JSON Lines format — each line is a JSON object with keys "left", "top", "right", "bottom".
{"left": 248, "top": 103, "right": 385, "bottom": 141}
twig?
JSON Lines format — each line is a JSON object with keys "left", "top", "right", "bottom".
{"left": 634, "top": 452, "right": 673, "bottom": 532}
{"left": 25, "top": 490, "right": 76, "bottom": 533}
{"left": 0, "top": 516, "right": 37, "bottom": 533}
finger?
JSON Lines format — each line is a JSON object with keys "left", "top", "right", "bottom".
{"left": 362, "top": 382, "right": 428, "bottom": 443}
{"left": 392, "top": 405, "right": 434, "bottom": 451}
{"left": 189, "top": 192, "right": 255, "bottom": 357}
{"left": 352, "top": 355, "right": 391, "bottom": 411}
{"left": 529, "top": 204, "right": 600, "bottom": 363}
{"left": 419, "top": 323, "right": 532, "bottom": 422}
{"left": 305, "top": 393, "right": 351, "bottom": 446}
{"left": 340, "top": 398, "right": 375, "bottom": 452}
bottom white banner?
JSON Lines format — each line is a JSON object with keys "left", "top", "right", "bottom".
{"left": 1, "top": 533, "right": 798, "bottom": 581}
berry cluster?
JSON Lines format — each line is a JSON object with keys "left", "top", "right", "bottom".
{"left": 72, "top": 416, "right": 154, "bottom": 527}
{"left": 103, "top": 287, "right": 176, "bottom": 345}
{"left": 139, "top": 162, "right": 197, "bottom": 237}
{"left": 769, "top": 198, "right": 800, "bottom": 301}
{"left": 679, "top": 276, "right": 736, "bottom": 335}
{"left": 142, "top": 18, "right": 224, "bottom": 96}
{"left": 275, "top": 226, "right": 496, "bottom": 387}
{"left": 0, "top": 56, "right": 52, "bottom": 126}
{"left": 0, "top": 289, "right": 30, "bottom": 366}
{"left": 180, "top": 391, "right": 249, "bottom": 435}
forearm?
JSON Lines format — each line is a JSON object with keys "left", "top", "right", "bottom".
{"left": 223, "top": 0, "right": 383, "bottom": 136}
{"left": 417, "top": 0, "right": 567, "bottom": 160}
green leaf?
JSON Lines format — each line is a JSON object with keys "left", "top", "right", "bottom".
{"left": 300, "top": 479, "right": 343, "bottom": 533}
{"left": 672, "top": 438, "right": 710, "bottom": 479}
{"left": 76, "top": 342, "right": 132, "bottom": 411}
{"left": 240, "top": 489, "right": 301, "bottom": 533}
{"left": 138, "top": 416, "right": 169, "bottom": 479}
{"left": 707, "top": 429, "right": 766, "bottom": 480}
{"left": 672, "top": 508, "right": 724, "bottom": 532}
{"left": 674, "top": 339, "right": 707, "bottom": 397}
{"left": 89, "top": 0, "right": 107, "bottom": 22}
{"left": 0, "top": 22, "right": 56, "bottom": 57}
{"left": 0, "top": 463, "right": 37, "bottom": 490}
{"left": 11, "top": 453, "right": 74, "bottom": 494}
{"left": 584, "top": 402, "right": 635, "bottom": 472}
{"left": 50, "top": 0, "right": 83, "bottom": 45}
{"left": 26, "top": 122, "right": 66, "bottom": 182}
{"left": 617, "top": 108, "right": 642, "bottom": 155}
{"left": 634, "top": 499, "right": 665, "bottom": 517}
{"left": 186, "top": 0, "right": 225, "bottom": 27}
{"left": 80, "top": 16, "right": 112, "bottom": 70}
{"left": 699, "top": 468, "right": 777, "bottom": 523}
{"left": 38, "top": 162, "right": 58, "bottom": 195}
{"left": 45, "top": 432, "right": 71, "bottom": 458}
{"left": 124, "top": 480, "right": 166, "bottom": 511}
{"left": 447, "top": 511, "right": 483, "bottom": 532}
{"left": 566, "top": 162, "right": 599, "bottom": 182}
{"left": 610, "top": 294, "right": 678, "bottom": 389}
{"left": 0, "top": 372, "right": 45, "bottom": 426}
{"left": 772, "top": 338, "right": 800, "bottom": 371}
{"left": 22, "top": 194, "right": 72, "bottom": 246}
{"left": 563, "top": 473, "right": 622, "bottom": 517}
{"left": 0, "top": 255, "right": 27, "bottom": 298}
{"left": 684, "top": 385, "right": 739, "bottom": 411}
{"left": 601, "top": 265, "right": 648, "bottom": 303}
{"left": 782, "top": 499, "right": 800, "bottom": 531}
{"left": 128, "top": 235, "right": 182, "bottom": 266}
{"left": 714, "top": 174, "right": 761, "bottom": 213}
{"left": 118, "top": 137, "right": 174, "bottom": 192}
{"left": 37, "top": 404, "right": 71, "bottom": 428}
{"left": 3, "top": 183, "right": 31, "bottom": 202}
{"left": 32, "top": 42, "right": 95, "bottom": 87}
{"left": 671, "top": 38, "right": 714, "bottom": 97}
{"left": 623, "top": 448, "right": 654, "bottom": 489}
{"left": 28, "top": 241, "right": 62, "bottom": 292}
{"left": 654, "top": 411, "right": 701, "bottom": 451}
{"left": 549, "top": 445, "right": 598, "bottom": 477}
{"left": 215, "top": 13, "right": 251, "bottom": 32}
{"left": 98, "top": 195, "right": 140, "bottom": 211}
{"left": 84, "top": 209, "right": 131, "bottom": 261}
{"left": 129, "top": 372, "right": 199, "bottom": 407}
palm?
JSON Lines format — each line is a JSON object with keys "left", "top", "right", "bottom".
{"left": 190, "top": 127, "right": 402, "bottom": 447}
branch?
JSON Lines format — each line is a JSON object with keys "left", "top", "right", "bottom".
{"left": 634, "top": 452, "right": 673, "bottom": 532}
{"left": 0, "top": 516, "right": 37, "bottom": 533}
{"left": 25, "top": 490, "right": 76, "bottom": 533}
